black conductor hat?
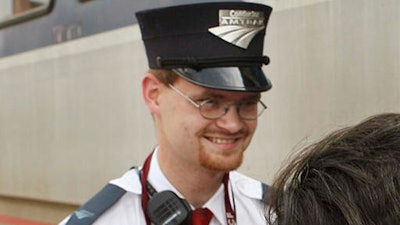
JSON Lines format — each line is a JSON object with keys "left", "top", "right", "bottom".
{"left": 135, "top": 2, "right": 273, "bottom": 92}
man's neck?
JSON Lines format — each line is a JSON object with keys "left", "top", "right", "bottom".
{"left": 156, "top": 147, "right": 225, "bottom": 208}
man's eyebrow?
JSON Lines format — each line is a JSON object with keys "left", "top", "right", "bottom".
{"left": 196, "top": 91, "right": 261, "bottom": 101}
{"left": 242, "top": 93, "right": 261, "bottom": 100}
{"left": 193, "top": 90, "right": 224, "bottom": 99}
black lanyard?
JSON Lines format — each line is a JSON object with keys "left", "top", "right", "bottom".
{"left": 140, "top": 151, "right": 237, "bottom": 225}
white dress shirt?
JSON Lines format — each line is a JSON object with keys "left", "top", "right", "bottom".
{"left": 59, "top": 149, "right": 268, "bottom": 225}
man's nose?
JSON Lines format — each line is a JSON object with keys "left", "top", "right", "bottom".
{"left": 215, "top": 105, "right": 244, "bottom": 133}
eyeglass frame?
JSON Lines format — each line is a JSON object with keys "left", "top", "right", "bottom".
{"left": 168, "top": 83, "right": 267, "bottom": 120}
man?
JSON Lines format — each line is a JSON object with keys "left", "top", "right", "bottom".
{"left": 61, "top": 2, "right": 273, "bottom": 225}
{"left": 265, "top": 113, "right": 400, "bottom": 225}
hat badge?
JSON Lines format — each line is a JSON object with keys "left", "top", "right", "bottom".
{"left": 208, "top": 9, "right": 265, "bottom": 49}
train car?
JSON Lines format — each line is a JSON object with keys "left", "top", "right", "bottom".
{"left": 1, "top": 0, "right": 400, "bottom": 223}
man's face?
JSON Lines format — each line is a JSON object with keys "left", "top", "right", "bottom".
{"left": 156, "top": 78, "right": 260, "bottom": 172}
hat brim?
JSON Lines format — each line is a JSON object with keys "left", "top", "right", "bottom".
{"left": 173, "top": 67, "right": 272, "bottom": 92}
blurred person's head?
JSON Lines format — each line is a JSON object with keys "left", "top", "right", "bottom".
{"left": 266, "top": 113, "right": 400, "bottom": 225}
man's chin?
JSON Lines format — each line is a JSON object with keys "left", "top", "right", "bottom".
{"left": 199, "top": 151, "right": 243, "bottom": 172}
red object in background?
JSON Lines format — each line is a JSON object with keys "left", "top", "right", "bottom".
{"left": 0, "top": 215, "right": 53, "bottom": 225}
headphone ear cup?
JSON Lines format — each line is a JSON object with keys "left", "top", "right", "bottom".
{"left": 147, "top": 190, "right": 192, "bottom": 225}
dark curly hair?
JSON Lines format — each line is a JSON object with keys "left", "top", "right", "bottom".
{"left": 265, "top": 113, "right": 400, "bottom": 225}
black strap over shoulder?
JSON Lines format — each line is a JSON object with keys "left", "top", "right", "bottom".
{"left": 65, "top": 183, "right": 126, "bottom": 225}
{"left": 261, "top": 182, "right": 270, "bottom": 200}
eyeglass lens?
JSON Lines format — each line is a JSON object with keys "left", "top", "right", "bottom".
{"left": 198, "top": 100, "right": 265, "bottom": 120}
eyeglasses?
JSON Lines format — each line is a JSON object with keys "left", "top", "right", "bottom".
{"left": 168, "top": 83, "right": 267, "bottom": 120}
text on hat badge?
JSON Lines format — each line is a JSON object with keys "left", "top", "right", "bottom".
{"left": 208, "top": 9, "right": 265, "bottom": 49}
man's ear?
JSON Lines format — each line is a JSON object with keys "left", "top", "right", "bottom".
{"left": 142, "top": 73, "right": 162, "bottom": 115}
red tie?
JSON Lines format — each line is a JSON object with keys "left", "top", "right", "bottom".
{"left": 191, "top": 208, "right": 213, "bottom": 225}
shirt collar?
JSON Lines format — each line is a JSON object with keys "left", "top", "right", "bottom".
{"left": 203, "top": 184, "right": 228, "bottom": 225}
{"left": 150, "top": 147, "right": 228, "bottom": 224}
{"left": 111, "top": 147, "right": 230, "bottom": 224}
{"left": 147, "top": 148, "right": 182, "bottom": 196}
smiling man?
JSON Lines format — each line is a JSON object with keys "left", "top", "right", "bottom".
{"left": 61, "top": 2, "right": 273, "bottom": 225}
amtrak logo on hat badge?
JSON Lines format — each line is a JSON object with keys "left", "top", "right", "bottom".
{"left": 208, "top": 9, "right": 265, "bottom": 49}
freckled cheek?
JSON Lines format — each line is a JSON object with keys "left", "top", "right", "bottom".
{"left": 181, "top": 120, "right": 203, "bottom": 134}
{"left": 246, "top": 120, "right": 258, "bottom": 133}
